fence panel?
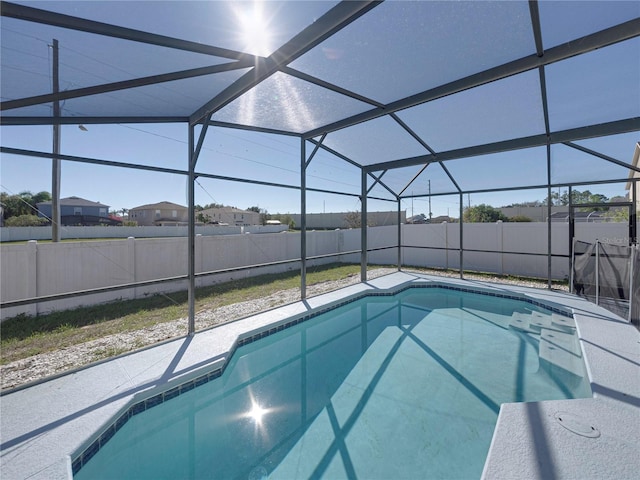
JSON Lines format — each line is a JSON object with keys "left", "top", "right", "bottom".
{"left": 0, "top": 222, "right": 631, "bottom": 320}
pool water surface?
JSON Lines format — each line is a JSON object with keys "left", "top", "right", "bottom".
{"left": 74, "top": 287, "right": 591, "bottom": 479}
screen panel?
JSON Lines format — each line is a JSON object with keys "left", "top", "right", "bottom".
{"left": 397, "top": 70, "right": 545, "bottom": 152}
{"left": 322, "top": 116, "right": 429, "bottom": 167}
{"left": 546, "top": 39, "right": 640, "bottom": 132}
{"left": 290, "top": 0, "right": 535, "bottom": 105}
{"left": 212, "top": 72, "right": 373, "bottom": 134}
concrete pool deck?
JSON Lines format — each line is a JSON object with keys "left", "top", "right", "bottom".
{"left": 1, "top": 272, "right": 638, "bottom": 479}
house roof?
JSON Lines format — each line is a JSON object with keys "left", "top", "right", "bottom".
{"left": 200, "top": 207, "right": 254, "bottom": 215}
{"left": 37, "top": 196, "right": 109, "bottom": 208}
{"left": 130, "top": 201, "right": 187, "bottom": 210}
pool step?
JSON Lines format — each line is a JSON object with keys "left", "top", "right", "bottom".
{"left": 509, "top": 312, "right": 539, "bottom": 334}
{"left": 539, "top": 328, "right": 585, "bottom": 377}
{"left": 509, "top": 311, "right": 575, "bottom": 335}
{"left": 551, "top": 313, "right": 576, "bottom": 331}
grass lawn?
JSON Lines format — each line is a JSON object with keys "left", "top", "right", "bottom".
{"left": 0, "top": 263, "right": 364, "bottom": 365}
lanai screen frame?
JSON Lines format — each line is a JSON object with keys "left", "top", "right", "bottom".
{"left": 1, "top": 1, "right": 639, "bottom": 334}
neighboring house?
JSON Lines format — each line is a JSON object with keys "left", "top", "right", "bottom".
{"left": 37, "top": 196, "right": 119, "bottom": 226}
{"left": 198, "top": 207, "right": 260, "bottom": 226}
{"left": 626, "top": 142, "right": 640, "bottom": 215}
{"left": 129, "top": 201, "right": 188, "bottom": 226}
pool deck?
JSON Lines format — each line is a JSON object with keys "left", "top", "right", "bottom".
{"left": 1, "top": 272, "right": 638, "bottom": 479}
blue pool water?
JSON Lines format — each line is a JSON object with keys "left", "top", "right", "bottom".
{"left": 75, "top": 287, "right": 591, "bottom": 479}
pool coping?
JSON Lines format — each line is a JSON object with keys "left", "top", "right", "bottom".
{"left": 1, "top": 271, "right": 638, "bottom": 479}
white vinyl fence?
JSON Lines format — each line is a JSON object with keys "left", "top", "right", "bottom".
{"left": 0, "top": 224, "right": 288, "bottom": 242}
{"left": 0, "top": 222, "right": 628, "bottom": 320}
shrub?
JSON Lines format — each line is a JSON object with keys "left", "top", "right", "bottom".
{"left": 509, "top": 215, "right": 532, "bottom": 222}
{"left": 5, "top": 214, "right": 48, "bottom": 227}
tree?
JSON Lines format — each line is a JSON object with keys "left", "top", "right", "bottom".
{"left": 463, "top": 204, "right": 509, "bottom": 223}
{"left": 602, "top": 208, "right": 629, "bottom": 222}
{"left": 571, "top": 190, "right": 609, "bottom": 210}
{"left": 503, "top": 200, "right": 542, "bottom": 208}
{"left": 201, "top": 202, "right": 225, "bottom": 209}
{"left": 544, "top": 190, "right": 610, "bottom": 209}
{"left": 247, "top": 206, "right": 269, "bottom": 225}
{"left": 544, "top": 190, "right": 564, "bottom": 206}
{"left": 32, "top": 191, "right": 51, "bottom": 205}
{"left": 343, "top": 211, "right": 361, "bottom": 228}
{"left": 1, "top": 191, "right": 50, "bottom": 219}
{"left": 196, "top": 212, "right": 212, "bottom": 223}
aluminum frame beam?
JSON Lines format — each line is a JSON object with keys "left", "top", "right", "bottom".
{"left": 209, "top": 121, "right": 303, "bottom": 138}
{"left": 0, "top": 1, "right": 253, "bottom": 60}
{"left": 1, "top": 146, "right": 394, "bottom": 203}
{"left": 4, "top": 146, "right": 632, "bottom": 203}
{"left": 0, "top": 146, "right": 188, "bottom": 175}
{"left": 187, "top": 125, "right": 197, "bottom": 334}
{"left": 564, "top": 141, "right": 640, "bottom": 172}
{"left": 397, "top": 177, "right": 635, "bottom": 200}
{"left": 1, "top": 61, "right": 254, "bottom": 112}
{"left": 301, "top": 138, "right": 308, "bottom": 300}
{"left": 365, "top": 118, "right": 640, "bottom": 172}
{"left": 0, "top": 116, "right": 188, "bottom": 126}
{"left": 361, "top": 167, "right": 367, "bottom": 282}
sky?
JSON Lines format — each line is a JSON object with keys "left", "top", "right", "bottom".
{"left": 1, "top": 122, "right": 634, "bottom": 219}
{"left": 1, "top": 1, "right": 638, "bottom": 218}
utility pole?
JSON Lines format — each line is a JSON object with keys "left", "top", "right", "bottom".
{"left": 51, "top": 39, "right": 61, "bottom": 242}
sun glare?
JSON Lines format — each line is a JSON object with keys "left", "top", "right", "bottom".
{"left": 235, "top": 1, "right": 272, "bottom": 57}
{"left": 247, "top": 402, "right": 268, "bottom": 424}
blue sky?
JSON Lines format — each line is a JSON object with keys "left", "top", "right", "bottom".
{"left": 0, "top": 121, "right": 633, "bottom": 218}
{"left": 1, "top": 1, "right": 637, "bottom": 218}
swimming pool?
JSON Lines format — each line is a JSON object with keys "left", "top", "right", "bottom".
{"left": 73, "top": 286, "right": 591, "bottom": 479}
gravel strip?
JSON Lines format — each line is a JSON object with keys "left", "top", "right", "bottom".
{"left": 0, "top": 268, "right": 565, "bottom": 391}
